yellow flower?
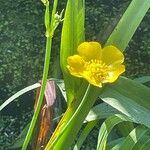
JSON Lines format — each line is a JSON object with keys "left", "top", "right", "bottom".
{"left": 67, "top": 42, "right": 125, "bottom": 87}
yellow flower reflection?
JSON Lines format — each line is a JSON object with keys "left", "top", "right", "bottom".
{"left": 67, "top": 42, "right": 125, "bottom": 87}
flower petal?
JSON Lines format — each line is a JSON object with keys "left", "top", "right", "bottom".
{"left": 102, "top": 46, "right": 124, "bottom": 65}
{"left": 86, "top": 77, "right": 103, "bottom": 87}
{"left": 67, "top": 55, "right": 85, "bottom": 77}
{"left": 104, "top": 65, "right": 125, "bottom": 83}
{"left": 77, "top": 42, "right": 102, "bottom": 61}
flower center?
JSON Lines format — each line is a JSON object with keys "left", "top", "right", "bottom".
{"left": 85, "top": 60, "right": 109, "bottom": 83}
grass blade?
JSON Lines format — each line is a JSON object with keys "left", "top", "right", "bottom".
{"left": 106, "top": 0, "right": 150, "bottom": 51}
{"left": 0, "top": 83, "right": 40, "bottom": 111}
{"left": 97, "top": 114, "right": 132, "bottom": 150}
{"left": 134, "top": 76, "right": 150, "bottom": 84}
{"left": 73, "top": 120, "right": 97, "bottom": 150}
{"left": 85, "top": 103, "right": 119, "bottom": 122}
{"left": 119, "top": 125, "right": 148, "bottom": 150}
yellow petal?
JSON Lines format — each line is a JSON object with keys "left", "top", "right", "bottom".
{"left": 86, "top": 77, "right": 103, "bottom": 87}
{"left": 67, "top": 55, "right": 85, "bottom": 77}
{"left": 105, "top": 65, "right": 125, "bottom": 83}
{"left": 77, "top": 42, "right": 102, "bottom": 61}
{"left": 102, "top": 46, "right": 124, "bottom": 65}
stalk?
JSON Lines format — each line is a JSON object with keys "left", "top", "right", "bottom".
{"left": 22, "top": 0, "right": 59, "bottom": 149}
{"left": 22, "top": 37, "right": 52, "bottom": 150}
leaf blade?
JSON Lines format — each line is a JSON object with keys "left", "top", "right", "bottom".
{"left": 106, "top": 0, "right": 150, "bottom": 50}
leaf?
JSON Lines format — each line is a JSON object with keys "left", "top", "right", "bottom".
{"left": 55, "top": 79, "right": 67, "bottom": 101}
{"left": 85, "top": 103, "right": 119, "bottom": 122}
{"left": 73, "top": 120, "right": 97, "bottom": 150}
{"left": 116, "top": 122, "right": 134, "bottom": 137}
{"left": 60, "top": 0, "right": 85, "bottom": 103}
{"left": 133, "top": 135, "right": 150, "bottom": 150}
{"left": 134, "top": 76, "right": 150, "bottom": 84}
{"left": 97, "top": 114, "right": 132, "bottom": 150}
{"left": 106, "top": 0, "right": 150, "bottom": 51}
{"left": 0, "top": 83, "right": 40, "bottom": 111}
{"left": 106, "top": 138, "right": 125, "bottom": 150}
{"left": 100, "top": 77, "right": 150, "bottom": 128}
{"left": 118, "top": 125, "right": 148, "bottom": 150}
{"left": 44, "top": 80, "right": 56, "bottom": 107}
{"left": 140, "top": 139, "right": 150, "bottom": 150}
{"left": 34, "top": 80, "right": 56, "bottom": 149}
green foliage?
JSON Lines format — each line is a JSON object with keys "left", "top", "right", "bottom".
{"left": 0, "top": 0, "right": 150, "bottom": 149}
{"left": 101, "top": 77, "right": 150, "bottom": 127}
{"left": 0, "top": 83, "right": 40, "bottom": 111}
{"left": 118, "top": 125, "right": 148, "bottom": 150}
{"left": 106, "top": 0, "right": 150, "bottom": 50}
{"left": 97, "top": 114, "right": 132, "bottom": 150}
{"left": 60, "top": 0, "right": 85, "bottom": 103}
{"left": 50, "top": 0, "right": 150, "bottom": 149}
{"left": 73, "top": 120, "right": 97, "bottom": 150}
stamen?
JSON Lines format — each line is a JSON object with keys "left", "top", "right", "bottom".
{"left": 85, "top": 59, "right": 109, "bottom": 83}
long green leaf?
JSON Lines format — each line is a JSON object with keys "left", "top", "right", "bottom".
{"left": 85, "top": 103, "right": 119, "bottom": 122}
{"left": 73, "top": 120, "right": 97, "bottom": 150}
{"left": 119, "top": 125, "right": 148, "bottom": 150}
{"left": 97, "top": 114, "right": 132, "bottom": 150}
{"left": 133, "top": 135, "right": 150, "bottom": 150}
{"left": 106, "top": 138, "right": 125, "bottom": 150}
{"left": 140, "top": 138, "right": 150, "bottom": 150}
{"left": 100, "top": 77, "right": 150, "bottom": 128}
{"left": 134, "top": 76, "right": 150, "bottom": 84}
{"left": 60, "top": 0, "right": 85, "bottom": 103}
{"left": 106, "top": 0, "right": 150, "bottom": 50}
{"left": 116, "top": 122, "right": 134, "bottom": 137}
{"left": 0, "top": 83, "right": 40, "bottom": 111}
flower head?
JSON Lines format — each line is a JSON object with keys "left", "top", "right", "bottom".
{"left": 67, "top": 42, "right": 125, "bottom": 87}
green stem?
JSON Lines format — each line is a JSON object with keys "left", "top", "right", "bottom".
{"left": 22, "top": 0, "right": 60, "bottom": 148}
{"left": 22, "top": 37, "right": 52, "bottom": 150}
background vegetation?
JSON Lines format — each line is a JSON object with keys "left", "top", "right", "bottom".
{"left": 0, "top": 0, "right": 149, "bottom": 149}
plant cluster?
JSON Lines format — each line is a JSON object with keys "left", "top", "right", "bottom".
{"left": 0, "top": 0, "right": 150, "bottom": 149}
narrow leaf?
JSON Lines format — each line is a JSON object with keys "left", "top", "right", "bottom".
{"left": 134, "top": 76, "right": 150, "bottom": 84}
{"left": 0, "top": 83, "right": 40, "bottom": 111}
{"left": 106, "top": 0, "right": 150, "bottom": 51}
{"left": 97, "top": 114, "right": 132, "bottom": 150}
{"left": 45, "top": 85, "right": 103, "bottom": 150}
{"left": 73, "top": 120, "right": 97, "bottom": 150}
{"left": 133, "top": 135, "right": 150, "bottom": 150}
{"left": 85, "top": 103, "right": 119, "bottom": 122}
{"left": 106, "top": 138, "right": 125, "bottom": 150}
{"left": 60, "top": 0, "right": 85, "bottom": 103}
{"left": 119, "top": 125, "right": 148, "bottom": 150}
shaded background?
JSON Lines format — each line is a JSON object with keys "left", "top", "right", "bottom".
{"left": 0, "top": 0, "right": 150, "bottom": 149}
